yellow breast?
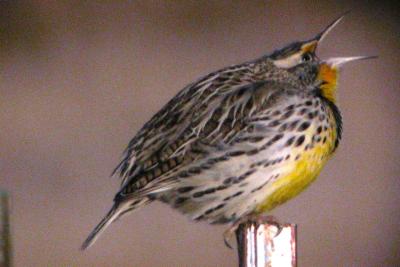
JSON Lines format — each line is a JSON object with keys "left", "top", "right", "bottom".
{"left": 255, "top": 123, "right": 338, "bottom": 213}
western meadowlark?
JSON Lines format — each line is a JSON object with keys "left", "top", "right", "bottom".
{"left": 82, "top": 14, "right": 374, "bottom": 249}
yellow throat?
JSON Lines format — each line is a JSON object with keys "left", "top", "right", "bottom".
{"left": 318, "top": 63, "right": 338, "bottom": 103}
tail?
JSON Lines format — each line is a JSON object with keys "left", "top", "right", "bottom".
{"left": 81, "top": 198, "right": 149, "bottom": 250}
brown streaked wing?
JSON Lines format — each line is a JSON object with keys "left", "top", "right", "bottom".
{"left": 113, "top": 64, "right": 254, "bottom": 187}
{"left": 115, "top": 80, "right": 291, "bottom": 199}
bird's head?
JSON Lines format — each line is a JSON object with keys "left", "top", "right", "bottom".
{"left": 268, "top": 13, "right": 376, "bottom": 103}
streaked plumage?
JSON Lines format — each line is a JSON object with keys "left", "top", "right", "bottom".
{"left": 82, "top": 14, "right": 372, "bottom": 250}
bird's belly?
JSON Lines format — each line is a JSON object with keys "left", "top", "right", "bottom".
{"left": 255, "top": 135, "right": 334, "bottom": 213}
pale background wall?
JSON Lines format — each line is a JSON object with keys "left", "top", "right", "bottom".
{"left": 1, "top": 1, "right": 399, "bottom": 266}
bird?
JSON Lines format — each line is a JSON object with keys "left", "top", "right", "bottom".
{"left": 81, "top": 13, "right": 374, "bottom": 250}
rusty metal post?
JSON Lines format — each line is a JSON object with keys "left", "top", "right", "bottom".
{"left": 0, "top": 191, "right": 11, "bottom": 267}
{"left": 236, "top": 219, "right": 297, "bottom": 267}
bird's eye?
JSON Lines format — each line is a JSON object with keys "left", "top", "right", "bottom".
{"left": 301, "top": 53, "right": 313, "bottom": 62}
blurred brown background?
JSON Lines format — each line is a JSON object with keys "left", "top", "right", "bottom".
{"left": 0, "top": 0, "right": 399, "bottom": 266}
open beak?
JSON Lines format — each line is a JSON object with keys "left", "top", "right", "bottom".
{"left": 324, "top": 56, "right": 378, "bottom": 68}
{"left": 302, "top": 12, "right": 378, "bottom": 67}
